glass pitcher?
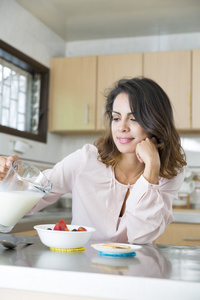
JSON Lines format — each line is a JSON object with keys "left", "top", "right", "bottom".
{"left": 0, "top": 160, "right": 52, "bottom": 233}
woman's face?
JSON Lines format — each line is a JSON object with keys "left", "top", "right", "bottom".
{"left": 111, "top": 93, "right": 148, "bottom": 155}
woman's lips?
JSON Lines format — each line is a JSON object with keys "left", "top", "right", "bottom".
{"left": 118, "top": 137, "right": 134, "bottom": 144}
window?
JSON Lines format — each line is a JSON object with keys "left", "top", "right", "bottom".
{"left": 0, "top": 40, "right": 49, "bottom": 143}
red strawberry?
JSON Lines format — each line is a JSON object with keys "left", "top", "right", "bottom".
{"left": 58, "top": 219, "right": 69, "bottom": 230}
{"left": 53, "top": 219, "right": 69, "bottom": 231}
{"left": 77, "top": 226, "right": 87, "bottom": 231}
{"left": 53, "top": 223, "right": 65, "bottom": 231}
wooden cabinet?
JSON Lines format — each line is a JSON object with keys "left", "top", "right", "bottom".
{"left": 49, "top": 53, "right": 143, "bottom": 132}
{"left": 96, "top": 53, "right": 143, "bottom": 130}
{"left": 154, "top": 222, "right": 200, "bottom": 246}
{"left": 143, "top": 50, "right": 191, "bottom": 130}
{"left": 192, "top": 49, "right": 200, "bottom": 129}
{"left": 48, "top": 56, "right": 97, "bottom": 132}
{"left": 48, "top": 50, "right": 200, "bottom": 133}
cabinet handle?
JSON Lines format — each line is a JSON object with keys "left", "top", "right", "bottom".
{"left": 85, "top": 104, "right": 89, "bottom": 124}
{"left": 183, "top": 237, "right": 200, "bottom": 241}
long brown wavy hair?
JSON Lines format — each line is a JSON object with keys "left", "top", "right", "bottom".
{"left": 94, "top": 77, "right": 186, "bottom": 179}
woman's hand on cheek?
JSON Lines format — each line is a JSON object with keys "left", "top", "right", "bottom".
{"left": 136, "top": 138, "right": 159, "bottom": 165}
{"left": 136, "top": 138, "right": 161, "bottom": 184}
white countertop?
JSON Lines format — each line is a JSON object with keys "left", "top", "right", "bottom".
{"left": 0, "top": 234, "right": 200, "bottom": 299}
{"left": 0, "top": 265, "right": 200, "bottom": 300}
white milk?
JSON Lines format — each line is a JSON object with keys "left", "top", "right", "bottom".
{"left": 0, "top": 191, "right": 42, "bottom": 226}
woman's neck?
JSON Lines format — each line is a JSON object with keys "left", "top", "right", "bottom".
{"left": 115, "top": 154, "right": 144, "bottom": 186}
{"left": 118, "top": 154, "right": 143, "bottom": 173}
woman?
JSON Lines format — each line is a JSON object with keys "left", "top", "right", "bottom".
{"left": 0, "top": 77, "right": 186, "bottom": 244}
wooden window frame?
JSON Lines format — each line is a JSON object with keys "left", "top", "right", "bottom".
{"left": 0, "top": 40, "right": 49, "bottom": 143}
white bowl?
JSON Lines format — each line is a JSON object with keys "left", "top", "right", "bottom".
{"left": 34, "top": 224, "right": 96, "bottom": 249}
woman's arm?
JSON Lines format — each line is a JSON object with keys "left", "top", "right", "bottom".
{"left": 27, "top": 147, "right": 86, "bottom": 214}
{"left": 124, "top": 170, "right": 184, "bottom": 244}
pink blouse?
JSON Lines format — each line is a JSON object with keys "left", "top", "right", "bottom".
{"left": 29, "top": 144, "right": 184, "bottom": 244}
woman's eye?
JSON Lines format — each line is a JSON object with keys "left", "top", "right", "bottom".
{"left": 130, "top": 118, "right": 136, "bottom": 122}
{"left": 112, "top": 117, "right": 120, "bottom": 121}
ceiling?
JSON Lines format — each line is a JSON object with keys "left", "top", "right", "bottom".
{"left": 16, "top": 0, "right": 200, "bottom": 42}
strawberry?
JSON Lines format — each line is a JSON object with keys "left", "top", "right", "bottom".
{"left": 53, "top": 223, "right": 65, "bottom": 231}
{"left": 59, "top": 219, "right": 68, "bottom": 230}
{"left": 53, "top": 219, "right": 69, "bottom": 231}
{"left": 58, "top": 219, "right": 66, "bottom": 227}
{"left": 77, "top": 226, "right": 87, "bottom": 231}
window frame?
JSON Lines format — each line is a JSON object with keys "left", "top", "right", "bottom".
{"left": 0, "top": 40, "right": 49, "bottom": 143}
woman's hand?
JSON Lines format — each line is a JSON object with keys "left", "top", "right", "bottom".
{"left": 136, "top": 138, "right": 160, "bottom": 184}
{"left": 0, "top": 154, "right": 19, "bottom": 181}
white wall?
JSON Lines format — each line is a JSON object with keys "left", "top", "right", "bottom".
{"left": 0, "top": 0, "right": 66, "bottom": 67}
{"left": 66, "top": 32, "right": 200, "bottom": 57}
{"left": 0, "top": 0, "right": 100, "bottom": 164}
{"left": 0, "top": 0, "right": 66, "bottom": 164}
{"left": 1, "top": 0, "right": 200, "bottom": 167}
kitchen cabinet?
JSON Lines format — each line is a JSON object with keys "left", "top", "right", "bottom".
{"left": 192, "top": 49, "right": 200, "bottom": 129}
{"left": 96, "top": 53, "right": 143, "bottom": 130}
{"left": 48, "top": 56, "right": 97, "bottom": 132}
{"left": 48, "top": 50, "right": 200, "bottom": 133}
{"left": 154, "top": 222, "right": 200, "bottom": 246}
{"left": 143, "top": 50, "right": 191, "bottom": 130}
{"left": 49, "top": 53, "right": 143, "bottom": 132}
